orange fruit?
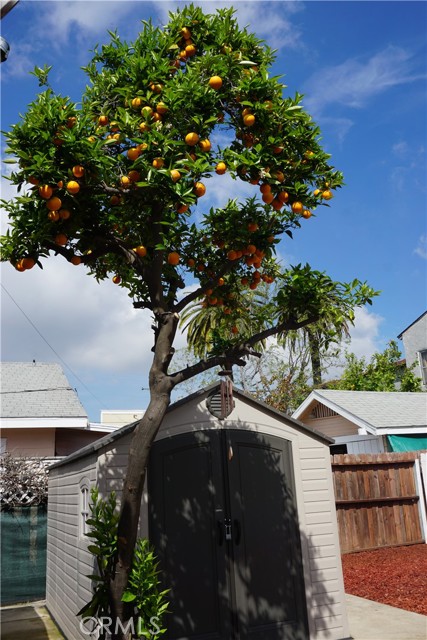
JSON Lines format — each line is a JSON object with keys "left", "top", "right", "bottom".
{"left": 72, "top": 165, "right": 85, "bottom": 178}
{"left": 66, "top": 116, "right": 77, "bottom": 128}
{"left": 39, "top": 185, "right": 53, "bottom": 199}
{"left": 264, "top": 100, "right": 274, "bottom": 110}
{"left": 227, "top": 250, "right": 238, "bottom": 261}
{"left": 152, "top": 112, "right": 162, "bottom": 122}
{"left": 139, "top": 122, "right": 150, "bottom": 133}
{"left": 176, "top": 203, "right": 189, "bottom": 214}
{"left": 138, "top": 143, "right": 148, "bottom": 152}
{"left": 57, "top": 180, "right": 64, "bottom": 188}
{"left": 243, "top": 113, "right": 255, "bottom": 127}
{"left": 28, "top": 176, "right": 39, "bottom": 186}
{"left": 185, "top": 44, "right": 196, "bottom": 57}
{"left": 302, "top": 209, "right": 312, "bottom": 219}
{"left": 110, "top": 121, "right": 120, "bottom": 132}
{"left": 131, "top": 97, "right": 142, "bottom": 109}
{"left": 187, "top": 258, "right": 195, "bottom": 268}
{"left": 98, "top": 115, "right": 109, "bottom": 126}
{"left": 121, "top": 175, "right": 131, "bottom": 187}
{"left": 150, "top": 83, "right": 163, "bottom": 94}
{"left": 193, "top": 181, "right": 206, "bottom": 197}
{"left": 196, "top": 263, "right": 205, "bottom": 272}
{"left": 15, "top": 259, "right": 26, "bottom": 272}
{"left": 167, "top": 251, "right": 180, "bottom": 265}
{"left": 66, "top": 180, "right": 80, "bottom": 194}
{"left": 152, "top": 157, "right": 164, "bottom": 169}
{"left": 271, "top": 198, "right": 283, "bottom": 211}
{"left": 218, "top": 277, "right": 225, "bottom": 286}
{"left": 291, "top": 201, "right": 304, "bottom": 214}
{"left": 141, "top": 105, "right": 153, "bottom": 118}
{"left": 112, "top": 275, "right": 121, "bottom": 284}
{"left": 128, "top": 170, "right": 141, "bottom": 183}
{"left": 59, "top": 208, "right": 71, "bottom": 220}
{"left": 215, "top": 162, "right": 227, "bottom": 175}
{"left": 185, "top": 132, "right": 200, "bottom": 146}
{"left": 246, "top": 244, "right": 257, "bottom": 255}
{"left": 181, "top": 26, "right": 192, "bottom": 40}
{"left": 322, "top": 189, "right": 333, "bottom": 200}
{"left": 272, "top": 170, "right": 285, "bottom": 182}
{"left": 277, "top": 190, "right": 289, "bottom": 203}
{"left": 313, "top": 189, "right": 321, "bottom": 196}
{"left": 262, "top": 192, "right": 274, "bottom": 204}
{"left": 170, "top": 169, "right": 181, "bottom": 183}
{"left": 134, "top": 245, "right": 147, "bottom": 257}
{"left": 272, "top": 146, "right": 284, "bottom": 155}
{"left": 231, "top": 326, "right": 239, "bottom": 335}
{"left": 87, "top": 136, "right": 96, "bottom": 143}
{"left": 47, "top": 211, "right": 60, "bottom": 222}
{"left": 22, "top": 257, "right": 35, "bottom": 270}
{"left": 55, "top": 233, "right": 68, "bottom": 246}
{"left": 199, "top": 139, "right": 211, "bottom": 152}
{"left": 110, "top": 195, "right": 121, "bottom": 205}
{"left": 71, "top": 255, "right": 81, "bottom": 265}
{"left": 259, "top": 183, "right": 271, "bottom": 195}
{"left": 209, "top": 76, "right": 223, "bottom": 90}
{"left": 127, "top": 147, "right": 141, "bottom": 161}
{"left": 156, "top": 102, "right": 168, "bottom": 115}
{"left": 46, "top": 196, "right": 62, "bottom": 211}
{"left": 247, "top": 222, "right": 259, "bottom": 232}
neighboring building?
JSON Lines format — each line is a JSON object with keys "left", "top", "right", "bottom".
{"left": 99, "top": 409, "right": 145, "bottom": 428}
{"left": 0, "top": 362, "right": 118, "bottom": 459}
{"left": 47, "top": 383, "right": 350, "bottom": 640}
{"left": 398, "top": 311, "right": 427, "bottom": 390}
{"left": 293, "top": 389, "right": 427, "bottom": 454}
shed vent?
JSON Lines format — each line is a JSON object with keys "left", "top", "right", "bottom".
{"left": 311, "top": 404, "right": 338, "bottom": 419}
{"left": 206, "top": 382, "right": 234, "bottom": 419}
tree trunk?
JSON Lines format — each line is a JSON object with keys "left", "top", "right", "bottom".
{"left": 307, "top": 327, "right": 322, "bottom": 387}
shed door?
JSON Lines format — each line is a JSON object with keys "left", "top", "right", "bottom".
{"left": 148, "top": 429, "right": 308, "bottom": 640}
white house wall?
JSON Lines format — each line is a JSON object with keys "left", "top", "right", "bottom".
{"left": 301, "top": 414, "right": 359, "bottom": 439}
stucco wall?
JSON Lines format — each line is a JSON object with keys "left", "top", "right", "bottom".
{"left": 2, "top": 428, "right": 56, "bottom": 456}
{"left": 400, "top": 314, "right": 427, "bottom": 388}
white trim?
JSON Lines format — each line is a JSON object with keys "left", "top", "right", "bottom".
{"left": 0, "top": 417, "right": 88, "bottom": 429}
{"left": 414, "top": 459, "right": 427, "bottom": 544}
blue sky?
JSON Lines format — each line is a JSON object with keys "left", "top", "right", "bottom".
{"left": 1, "top": 1, "right": 426, "bottom": 421}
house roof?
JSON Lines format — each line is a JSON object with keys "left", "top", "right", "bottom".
{"left": 292, "top": 389, "right": 427, "bottom": 435}
{"left": 0, "top": 362, "right": 88, "bottom": 421}
{"left": 397, "top": 310, "right": 427, "bottom": 339}
{"left": 50, "top": 383, "right": 333, "bottom": 469}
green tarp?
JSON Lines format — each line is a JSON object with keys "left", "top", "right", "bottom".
{"left": 0, "top": 505, "right": 47, "bottom": 604}
{"left": 387, "top": 434, "right": 427, "bottom": 452}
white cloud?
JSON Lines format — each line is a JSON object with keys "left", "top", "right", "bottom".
{"left": 414, "top": 235, "right": 427, "bottom": 260}
{"left": 304, "top": 45, "right": 426, "bottom": 116}
{"left": 346, "top": 306, "right": 384, "bottom": 359}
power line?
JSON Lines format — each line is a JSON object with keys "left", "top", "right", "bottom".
{"left": 1, "top": 283, "right": 105, "bottom": 410}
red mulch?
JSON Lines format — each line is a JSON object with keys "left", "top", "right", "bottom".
{"left": 342, "top": 544, "right": 427, "bottom": 615}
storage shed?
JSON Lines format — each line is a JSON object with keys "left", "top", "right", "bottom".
{"left": 46, "top": 384, "right": 350, "bottom": 640}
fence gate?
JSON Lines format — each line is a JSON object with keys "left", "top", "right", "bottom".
{"left": 331, "top": 452, "right": 425, "bottom": 553}
{"left": 149, "top": 429, "right": 308, "bottom": 640}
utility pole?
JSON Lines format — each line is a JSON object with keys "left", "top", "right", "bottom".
{"left": 1, "top": 0, "right": 20, "bottom": 62}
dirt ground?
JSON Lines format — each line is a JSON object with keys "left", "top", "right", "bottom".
{"left": 342, "top": 544, "right": 427, "bottom": 615}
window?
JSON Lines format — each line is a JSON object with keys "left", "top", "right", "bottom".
{"left": 418, "top": 350, "right": 427, "bottom": 385}
{"left": 80, "top": 479, "right": 90, "bottom": 537}
{"left": 0, "top": 439, "right": 6, "bottom": 454}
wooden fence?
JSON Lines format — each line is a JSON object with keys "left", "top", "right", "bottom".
{"left": 331, "top": 451, "right": 427, "bottom": 553}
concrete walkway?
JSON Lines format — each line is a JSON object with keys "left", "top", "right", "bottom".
{"left": 346, "top": 594, "right": 427, "bottom": 640}
{"left": 1, "top": 597, "right": 426, "bottom": 639}
{"left": 0, "top": 601, "right": 64, "bottom": 640}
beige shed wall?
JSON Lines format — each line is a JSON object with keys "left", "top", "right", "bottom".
{"left": 46, "top": 455, "right": 98, "bottom": 640}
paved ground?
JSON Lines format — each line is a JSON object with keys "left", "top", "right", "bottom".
{"left": 0, "top": 602, "right": 64, "bottom": 640}
{"left": 1, "top": 597, "right": 426, "bottom": 639}
{"left": 345, "top": 594, "right": 427, "bottom": 640}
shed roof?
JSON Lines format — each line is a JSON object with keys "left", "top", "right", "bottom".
{"left": 50, "top": 383, "right": 333, "bottom": 469}
{"left": 0, "top": 362, "right": 87, "bottom": 419}
{"left": 293, "top": 389, "right": 427, "bottom": 434}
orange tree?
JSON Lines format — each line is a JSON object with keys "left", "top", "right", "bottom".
{"left": 0, "top": 5, "right": 375, "bottom": 634}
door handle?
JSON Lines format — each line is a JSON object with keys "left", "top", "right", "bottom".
{"left": 234, "top": 519, "right": 241, "bottom": 545}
